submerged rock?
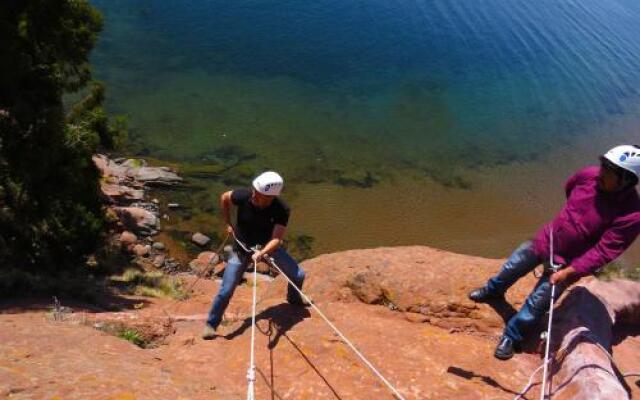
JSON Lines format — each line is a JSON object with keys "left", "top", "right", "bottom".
{"left": 129, "top": 166, "right": 183, "bottom": 187}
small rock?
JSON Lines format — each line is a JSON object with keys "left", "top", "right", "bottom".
{"left": 168, "top": 203, "right": 181, "bottom": 209}
{"left": 152, "top": 254, "right": 166, "bottom": 268}
{"left": 152, "top": 242, "right": 166, "bottom": 251}
{"left": 152, "top": 198, "right": 160, "bottom": 204}
{"left": 133, "top": 244, "right": 151, "bottom": 257}
{"left": 191, "top": 232, "right": 211, "bottom": 247}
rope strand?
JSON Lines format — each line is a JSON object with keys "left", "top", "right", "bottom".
{"left": 232, "top": 231, "right": 407, "bottom": 400}
{"left": 246, "top": 257, "right": 258, "bottom": 400}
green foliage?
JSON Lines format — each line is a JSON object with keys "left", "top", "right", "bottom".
{"left": 597, "top": 262, "right": 640, "bottom": 282}
{"left": 285, "top": 234, "right": 316, "bottom": 261}
{"left": 0, "top": 1, "right": 125, "bottom": 282}
{"left": 118, "top": 329, "right": 145, "bottom": 347}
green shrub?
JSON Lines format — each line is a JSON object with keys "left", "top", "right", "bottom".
{"left": 117, "top": 329, "right": 145, "bottom": 347}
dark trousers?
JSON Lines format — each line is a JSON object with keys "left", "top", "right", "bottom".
{"left": 486, "top": 241, "right": 571, "bottom": 343}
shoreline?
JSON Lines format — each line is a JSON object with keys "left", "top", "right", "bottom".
{"left": 111, "top": 122, "right": 640, "bottom": 268}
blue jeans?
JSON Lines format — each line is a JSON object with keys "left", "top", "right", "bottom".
{"left": 486, "top": 241, "right": 567, "bottom": 343}
{"left": 206, "top": 248, "right": 306, "bottom": 329}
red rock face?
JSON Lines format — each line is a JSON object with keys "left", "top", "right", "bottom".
{"left": 548, "top": 279, "right": 640, "bottom": 400}
{"left": 1, "top": 247, "right": 638, "bottom": 399}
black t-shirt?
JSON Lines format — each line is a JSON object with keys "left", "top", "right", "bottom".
{"left": 231, "top": 188, "right": 290, "bottom": 251}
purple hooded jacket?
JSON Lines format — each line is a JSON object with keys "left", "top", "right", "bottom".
{"left": 532, "top": 166, "right": 640, "bottom": 276}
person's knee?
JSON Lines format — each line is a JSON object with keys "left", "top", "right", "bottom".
{"left": 297, "top": 268, "right": 306, "bottom": 284}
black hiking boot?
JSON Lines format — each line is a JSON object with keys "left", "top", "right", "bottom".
{"left": 468, "top": 287, "right": 503, "bottom": 303}
{"left": 494, "top": 336, "right": 515, "bottom": 360}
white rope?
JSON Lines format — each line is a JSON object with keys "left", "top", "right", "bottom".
{"left": 232, "top": 232, "right": 406, "bottom": 400}
{"left": 513, "top": 364, "right": 545, "bottom": 400}
{"left": 540, "top": 283, "right": 556, "bottom": 400}
{"left": 540, "top": 227, "right": 559, "bottom": 400}
{"left": 246, "top": 257, "right": 259, "bottom": 400}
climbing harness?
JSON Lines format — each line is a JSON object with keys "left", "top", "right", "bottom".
{"left": 231, "top": 231, "right": 407, "bottom": 400}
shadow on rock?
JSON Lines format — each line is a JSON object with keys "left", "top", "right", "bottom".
{"left": 224, "top": 303, "right": 310, "bottom": 348}
{"left": 485, "top": 297, "right": 518, "bottom": 326}
{"left": 0, "top": 293, "right": 151, "bottom": 314}
{"left": 446, "top": 366, "right": 521, "bottom": 396}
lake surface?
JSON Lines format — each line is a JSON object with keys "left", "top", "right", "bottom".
{"left": 90, "top": 0, "right": 640, "bottom": 264}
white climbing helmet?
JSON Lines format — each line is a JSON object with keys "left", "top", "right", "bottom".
{"left": 252, "top": 171, "right": 284, "bottom": 196}
{"left": 602, "top": 145, "right": 640, "bottom": 179}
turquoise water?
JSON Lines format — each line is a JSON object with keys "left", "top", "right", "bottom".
{"left": 90, "top": 0, "right": 640, "bottom": 259}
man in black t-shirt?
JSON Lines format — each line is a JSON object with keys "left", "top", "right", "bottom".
{"left": 203, "top": 171, "right": 307, "bottom": 340}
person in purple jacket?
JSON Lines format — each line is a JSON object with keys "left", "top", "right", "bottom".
{"left": 468, "top": 145, "right": 640, "bottom": 360}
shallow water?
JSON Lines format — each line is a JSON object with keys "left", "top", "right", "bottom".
{"left": 90, "top": 0, "right": 640, "bottom": 264}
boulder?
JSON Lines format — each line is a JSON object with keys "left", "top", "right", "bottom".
{"left": 99, "top": 182, "right": 144, "bottom": 204}
{"left": 92, "top": 154, "right": 132, "bottom": 184}
{"left": 113, "top": 207, "right": 160, "bottom": 235}
{"left": 547, "top": 279, "right": 640, "bottom": 400}
{"left": 191, "top": 232, "right": 211, "bottom": 247}
{"left": 300, "top": 246, "right": 536, "bottom": 334}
